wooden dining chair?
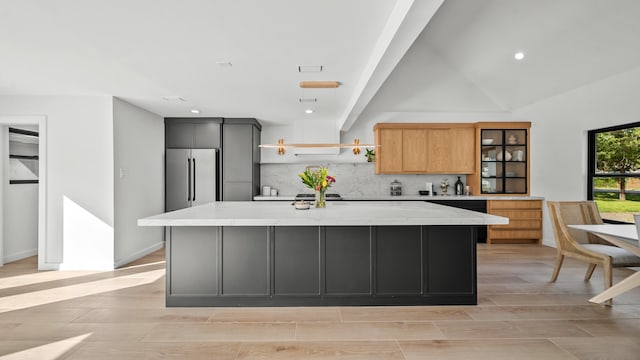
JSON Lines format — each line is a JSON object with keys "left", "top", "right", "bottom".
{"left": 547, "top": 201, "right": 640, "bottom": 301}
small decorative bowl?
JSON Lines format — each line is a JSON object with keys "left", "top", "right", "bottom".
{"left": 418, "top": 190, "right": 430, "bottom": 195}
{"left": 294, "top": 201, "right": 310, "bottom": 210}
{"left": 481, "top": 139, "right": 494, "bottom": 145}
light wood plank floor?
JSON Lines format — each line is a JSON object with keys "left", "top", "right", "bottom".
{"left": 1, "top": 244, "right": 639, "bottom": 359}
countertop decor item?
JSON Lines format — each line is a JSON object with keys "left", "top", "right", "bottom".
{"left": 298, "top": 166, "right": 336, "bottom": 208}
{"left": 294, "top": 201, "right": 310, "bottom": 210}
{"left": 390, "top": 179, "right": 402, "bottom": 196}
{"left": 455, "top": 176, "right": 464, "bottom": 195}
{"left": 440, "top": 178, "right": 450, "bottom": 195}
{"left": 365, "top": 148, "right": 376, "bottom": 162}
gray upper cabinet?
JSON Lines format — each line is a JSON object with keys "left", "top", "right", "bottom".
{"left": 165, "top": 118, "right": 222, "bottom": 148}
{"left": 223, "top": 125, "right": 253, "bottom": 181}
{"left": 165, "top": 122, "right": 193, "bottom": 148}
{"left": 194, "top": 122, "right": 222, "bottom": 148}
{"left": 222, "top": 119, "right": 261, "bottom": 201}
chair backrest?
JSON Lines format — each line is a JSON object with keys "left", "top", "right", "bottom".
{"left": 547, "top": 201, "right": 604, "bottom": 251}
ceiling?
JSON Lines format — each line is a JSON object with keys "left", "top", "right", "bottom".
{"left": 364, "top": 0, "right": 640, "bottom": 116}
{"left": 0, "top": 0, "right": 425, "bottom": 128}
{"left": 2, "top": 0, "right": 640, "bottom": 132}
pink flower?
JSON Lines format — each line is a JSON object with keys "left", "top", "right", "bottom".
{"left": 326, "top": 176, "right": 336, "bottom": 183}
{"left": 316, "top": 185, "right": 321, "bottom": 191}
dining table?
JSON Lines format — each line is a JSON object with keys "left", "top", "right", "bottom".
{"left": 568, "top": 224, "right": 640, "bottom": 304}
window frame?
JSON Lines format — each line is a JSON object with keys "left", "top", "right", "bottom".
{"left": 587, "top": 121, "right": 640, "bottom": 224}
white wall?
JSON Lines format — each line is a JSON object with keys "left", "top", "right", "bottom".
{"left": 113, "top": 97, "right": 164, "bottom": 267}
{"left": 515, "top": 66, "right": 640, "bottom": 246}
{"left": 0, "top": 95, "right": 114, "bottom": 269}
{"left": 2, "top": 125, "right": 39, "bottom": 263}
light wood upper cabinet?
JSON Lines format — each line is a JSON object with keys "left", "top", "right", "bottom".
{"left": 449, "top": 127, "right": 476, "bottom": 173}
{"left": 374, "top": 123, "right": 475, "bottom": 174}
{"left": 402, "top": 129, "right": 429, "bottom": 172}
{"left": 375, "top": 128, "right": 402, "bottom": 173}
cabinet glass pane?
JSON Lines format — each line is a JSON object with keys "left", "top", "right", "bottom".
{"left": 504, "top": 162, "right": 526, "bottom": 177}
{"left": 505, "top": 145, "right": 526, "bottom": 162}
{"left": 481, "top": 178, "right": 499, "bottom": 193}
{"left": 505, "top": 178, "right": 527, "bottom": 194}
{"left": 481, "top": 162, "right": 501, "bottom": 178}
{"left": 505, "top": 130, "right": 527, "bottom": 145}
{"left": 481, "top": 130, "right": 503, "bottom": 145}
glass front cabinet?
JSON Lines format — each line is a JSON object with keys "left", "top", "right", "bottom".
{"left": 477, "top": 123, "right": 530, "bottom": 195}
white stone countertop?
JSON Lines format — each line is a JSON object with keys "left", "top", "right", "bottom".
{"left": 253, "top": 195, "right": 545, "bottom": 201}
{"left": 138, "top": 201, "right": 509, "bottom": 227}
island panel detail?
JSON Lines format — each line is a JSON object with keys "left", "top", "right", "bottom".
{"left": 165, "top": 224, "right": 477, "bottom": 307}
{"left": 324, "top": 226, "right": 371, "bottom": 295}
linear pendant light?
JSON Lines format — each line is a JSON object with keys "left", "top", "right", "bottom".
{"left": 263, "top": 79, "right": 352, "bottom": 154}
{"left": 259, "top": 138, "right": 377, "bottom": 155}
{"left": 299, "top": 81, "right": 340, "bottom": 88}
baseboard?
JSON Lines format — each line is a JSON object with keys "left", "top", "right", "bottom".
{"left": 114, "top": 241, "right": 165, "bottom": 268}
{"left": 3, "top": 248, "right": 37, "bottom": 264}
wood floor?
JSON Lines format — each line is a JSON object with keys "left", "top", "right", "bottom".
{"left": 1, "top": 244, "right": 639, "bottom": 359}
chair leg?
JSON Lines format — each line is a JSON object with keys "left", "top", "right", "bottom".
{"left": 603, "top": 260, "right": 613, "bottom": 306}
{"left": 585, "top": 263, "right": 597, "bottom": 281}
{"left": 551, "top": 254, "right": 564, "bottom": 282}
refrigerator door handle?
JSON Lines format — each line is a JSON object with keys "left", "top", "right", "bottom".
{"left": 192, "top": 158, "right": 196, "bottom": 201}
{"left": 187, "top": 158, "right": 192, "bottom": 202}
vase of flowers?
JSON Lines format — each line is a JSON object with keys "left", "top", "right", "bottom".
{"left": 298, "top": 166, "right": 336, "bottom": 208}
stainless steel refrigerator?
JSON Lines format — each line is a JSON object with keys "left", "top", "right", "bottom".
{"left": 166, "top": 149, "right": 217, "bottom": 211}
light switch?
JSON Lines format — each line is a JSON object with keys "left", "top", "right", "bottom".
{"left": 119, "top": 168, "right": 128, "bottom": 178}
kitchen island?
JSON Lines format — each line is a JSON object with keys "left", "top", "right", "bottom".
{"left": 138, "top": 201, "right": 507, "bottom": 307}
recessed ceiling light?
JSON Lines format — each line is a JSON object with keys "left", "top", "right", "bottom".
{"left": 298, "top": 65, "right": 323, "bottom": 73}
{"left": 299, "top": 98, "right": 317, "bottom": 103}
{"left": 305, "top": 109, "right": 314, "bottom": 114}
{"left": 191, "top": 109, "right": 200, "bottom": 114}
{"left": 162, "top": 96, "right": 185, "bottom": 102}
{"left": 514, "top": 52, "right": 525, "bottom": 60}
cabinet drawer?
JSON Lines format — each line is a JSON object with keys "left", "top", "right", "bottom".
{"left": 488, "top": 200, "right": 542, "bottom": 210}
{"left": 490, "top": 219, "right": 541, "bottom": 230}
{"left": 490, "top": 209, "right": 542, "bottom": 220}
{"left": 488, "top": 229, "right": 542, "bottom": 239}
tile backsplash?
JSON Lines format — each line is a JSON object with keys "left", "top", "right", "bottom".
{"left": 260, "top": 163, "right": 467, "bottom": 196}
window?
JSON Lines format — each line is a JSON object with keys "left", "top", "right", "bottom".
{"left": 588, "top": 122, "right": 640, "bottom": 223}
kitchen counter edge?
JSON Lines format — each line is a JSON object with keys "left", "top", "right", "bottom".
{"left": 253, "top": 195, "right": 545, "bottom": 201}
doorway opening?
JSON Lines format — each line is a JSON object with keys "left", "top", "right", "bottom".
{"left": 0, "top": 116, "right": 47, "bottom": 270}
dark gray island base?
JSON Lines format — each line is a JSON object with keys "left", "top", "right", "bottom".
{"left": 166, "top": 225, "right": 477, "bottom": 307}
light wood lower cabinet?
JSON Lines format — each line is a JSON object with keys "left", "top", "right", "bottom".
{"left": 487, "top": 200, "right": 542, "bottom": 244}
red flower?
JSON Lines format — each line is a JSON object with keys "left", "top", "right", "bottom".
{"left": 326, "top": 175, "right": 336, "bottom": 183}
